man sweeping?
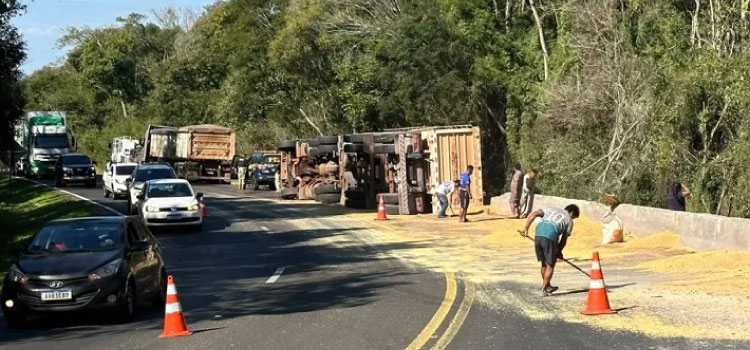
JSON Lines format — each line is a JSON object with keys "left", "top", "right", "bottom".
{"left": 520, "top": 204, "right": 580, "bottom": 296}
{"left": 435, "top": 179, "right": 460, "bottom": 218}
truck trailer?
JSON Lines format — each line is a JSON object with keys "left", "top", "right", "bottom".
{"left": 143, "top": 124, "right": 235, "bottom": 182}
{"left": 14, "top": 111, "right": 75, "bottom": 177}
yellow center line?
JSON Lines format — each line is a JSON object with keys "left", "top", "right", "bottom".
{"left": 405, "top": 272, "right": 458, "bottom": 350}
{"left": 431, "top": 280, "right": 475, "bottom": 350}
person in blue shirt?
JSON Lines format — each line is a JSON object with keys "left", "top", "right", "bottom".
{"left": 458, "top": 165, "right": 474, "bottom": 223}
{"left": 520, "top": 205, "right": 580, "bottom": 296}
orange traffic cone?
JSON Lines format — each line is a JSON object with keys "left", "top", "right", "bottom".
{"left": 581, "top": 252, "right": 617, "bottom": 315}
{"left": 159, "top": 276, "right": 192, "bottom": 338}
{"left": 375, "top": 195, "right": 389, "bottom": 221}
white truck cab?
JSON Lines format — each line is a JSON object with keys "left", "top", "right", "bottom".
{"left": 103, "top": 162, "right": 137, "bottom": 199}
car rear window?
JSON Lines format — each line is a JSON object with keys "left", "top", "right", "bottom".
{"left": 26, "top": 221, "right": 122, "bottom": 253}
{"left": 147, "top": 183, "right": 194, "bottom": 198}
{"left": 134, "top": 167, "right": 175, "bottom": 182}
{"left": 62, "top": 155, "right": 91, "bottom": 166}
{"left": 115, "top": 165, "right": 136, "bottom": 175}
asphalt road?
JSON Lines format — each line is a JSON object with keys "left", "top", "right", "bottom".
{"left": 1, "top": 178, "right": 747, "bottom": 350}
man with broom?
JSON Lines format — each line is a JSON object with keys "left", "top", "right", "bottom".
{"left": 520, "top": 204, "right": 580, "bottom": 296}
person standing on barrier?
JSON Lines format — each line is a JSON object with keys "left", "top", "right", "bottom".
{"left": 509, "top": 163, "right": 523, "bottom": 218}
{"left": 435, "top": 179, "right": 459, "bottom": 218}
{"left": 458, "top": 165, "right": 473, "bottom": 223}
{"left": 521, "top": 204, "right": 580, "bottom": 297}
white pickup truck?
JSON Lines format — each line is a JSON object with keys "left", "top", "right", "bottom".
{"left": 102, "top": 162, "right": 137, "bottom": 199}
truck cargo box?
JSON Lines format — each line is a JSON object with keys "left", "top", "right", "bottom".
{"left": 176, "top": 124, "right": 235, "bottom": 161}
{"left": 147, "top": 127, "right": 177, "bottom": 160}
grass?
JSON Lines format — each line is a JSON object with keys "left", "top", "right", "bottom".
{"left": 0, "top": 177, "right": 97, "bottom": 288}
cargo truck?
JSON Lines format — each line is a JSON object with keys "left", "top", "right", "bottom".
{"left": 143, "top": 124, "right": 235, "bottom": 183}
{"left": 14, "top": 111, "right": 75, "bottom": 177}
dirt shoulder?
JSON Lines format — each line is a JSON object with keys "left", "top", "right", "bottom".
{"left": 318, "top": 207, "right": 750, "bottom": 340}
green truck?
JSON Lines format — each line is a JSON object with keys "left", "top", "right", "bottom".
{"left": 14, "top": 111, "right": 75, "bottom": 177}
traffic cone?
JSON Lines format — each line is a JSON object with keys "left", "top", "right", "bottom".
{"left": 580, "top": 252, "right": 617, "bottom": 315}
{"left": 375, "top": 195, "right": 389, "bottom": 221}
{"left": 159, "top": 276, "right": 192, "bottom": 338}
{"left": 199, "top": 198, "right": 207, "bottom": 217}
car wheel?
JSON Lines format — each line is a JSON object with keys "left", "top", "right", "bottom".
{"left": 151, "top": 269, "right": 167, "bottom": 307}
{"left": 117, "top": 281, "right": 136, "bottom": 323}
{"left": 103, "top": 185, "right": 110, "bottom": 198}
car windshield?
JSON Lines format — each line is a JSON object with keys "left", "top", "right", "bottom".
{"left": 62, "top": 155, "right": 91, "bottom": 166}
{"left": 147, "top": 183, "right": 193, "bottom": 198}
{"left": 34, "top": 135, "right": 68, "bottom": 148}
{"left": 115, "top": 165, "right": 136, "bottom": 175}
{"left": 26, "top": 221, "right": 122, "bottom": 253}
{"left": 134, "top": 167, "right": 175, "bottom": 182}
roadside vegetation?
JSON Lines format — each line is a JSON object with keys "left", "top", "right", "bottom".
{"left": 17, "top": 1, "right": 750, "bottom": 217}
{"left": 0, "top": 178, "right": 96, "bottom": 287}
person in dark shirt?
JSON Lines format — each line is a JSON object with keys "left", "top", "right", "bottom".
{"left": 667, "top": 182, "right": 691, "bottom": 211}
{"left": 458, "top": 165, "right": 474, "bottom": 223}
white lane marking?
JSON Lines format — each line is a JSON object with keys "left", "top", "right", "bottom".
{"left": 265, "top": 267, "right": 286, "bottom": 284}
{"left": 15, "top": 177, "right": 125, "bottom": 217}
{"left": 260, "top": 225, "right": 270, "bottom": 232}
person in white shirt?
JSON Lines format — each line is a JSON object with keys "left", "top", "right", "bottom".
{"left": 435, "top": 180, "right": 460, "bottom": 218}
{"left": 520, "top": 169, "right": 538, "bottom": 218}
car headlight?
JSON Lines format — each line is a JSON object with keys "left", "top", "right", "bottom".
{"left": 8, "top": 265, "right": 28, "bottom": 284}
{"left": 89, "top": 258, "right": 122, "bottom": 280}
{"left": 62, "top": 167, "right": 72, "bottom": 173}
{"left": 146, "top": 206, "right": 159, "bottom": 213}
{"left": 90, "top": 166, "right": 96, "bottom": 173}
{"left": 187, "top": 202, "right": 199, "bottom": 212}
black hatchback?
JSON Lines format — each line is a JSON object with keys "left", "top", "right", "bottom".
{"left": 1, "top": 217, "right": 166, "bottom": 327}
{"left": 55, "top": 153, "right": 97, "bottom": 187}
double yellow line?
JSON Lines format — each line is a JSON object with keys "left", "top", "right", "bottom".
{"left": 405, "top": 272, "right": 475, "bottom": 350}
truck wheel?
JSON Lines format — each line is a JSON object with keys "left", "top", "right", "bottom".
{"left": 306, "top": 139, "right": 320, "bottom": 147}
{"left": 278, "top": 140, "right": 297, "bottom": 151}
{"left": 314, "top": 183, "right": 338, "bottom": 195}
{"left": 281, "top": 187, "right": 298, "bottom": 199}
{"left": 344, "top": 134, "right": 364, "bottom": 143}
{"left": 316, "top": 193, "right": 341, "bottom": 203}
{"left": 317, "top": 144, "right": 337, "bottom": 154}
{"left": 318, "top": 136, "right": 339, "bottom": 145}
{"left": 308, "top": 147, "right": 321, "bottom": 158}
{"left": 374, "top": 134, "right": 395, "bottom": 144}
{"left": 374, "top": 144, "right": 396, "bottom": 155}
{"left": 378, "top": 193, "right": 400, "bottom": 205}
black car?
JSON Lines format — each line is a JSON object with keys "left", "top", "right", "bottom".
{"left": 55, "top": 153, "right": 97, "bottom": 187}
{"left": 246, "top": 153, "right": 280, "bottom": 190}
{"left": 1, "top": 217, "right": 166, "bottom": 327}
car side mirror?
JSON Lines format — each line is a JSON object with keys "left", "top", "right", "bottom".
{"left": 131, "top": 240, "right": 150, "bottom": 252}
{"left": 195, "top": 192, "right": 204, "bottom": 200}
{"left": 136, "top": 193, "right": 145, "bottom": 200}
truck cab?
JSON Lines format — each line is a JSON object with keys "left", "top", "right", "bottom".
{"left": 15, "top": 112, "right": 74, "bottom": 177}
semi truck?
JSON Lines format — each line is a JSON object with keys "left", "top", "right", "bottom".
{"left": 142, "top": 124, "right": 235, "bottom": 183}
{"left": 13, "top": 111, "right": 75, "bottom": 177}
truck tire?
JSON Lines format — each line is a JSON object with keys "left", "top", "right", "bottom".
{"left": 316, "top": 193, "right": 341, "bottom": 203}
{"left": 345, "top": 189, "right": 365, "bottom": 200}
{"left": 278, "top": 140, "right": 297, "bottom": 151}
{"left": 306, "top": 139, "right": 320, "bottom": 147}
{"left": 344, "top": 134, "right": 364, "bottom": 143}
{"left": 374, "top": 144, "right": 396, "bottom": 155}
{"left": 308, "top": 147, "right": 321, "bottom": 158}
{"left": 281, "top": 187, "right": 298, "bottom": 199}
{"left": 385, "top": 204, "right": 400, "bottom": 215}
{"left": 318, "top": 136, "right": 339, "bottom": 145}
{"left": 317, "top": 144, "right": 337, "bottom": 154}
{"left": 314, "top": 183, "right": 339, "bottom": 195}
{"left": 343, "top": 143, "right": 364, "bottom": 153}
{"left": 374, "top": 134, "right": 395, "bottom": 144}
{"left": 345, "top": 199, "right": 367, "bottom": 209}
{"left": 378, "top": 193, "right": 399, "bottom": 204}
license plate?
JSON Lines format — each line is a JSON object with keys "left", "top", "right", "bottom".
{"left": 72, "top": 176, "right": 87, "bottom": 180}
{"left": 41, "top": 290, "right": 72, "bottom": 301}
{"left": 206, "top": 170, "right": 215, "bottom": 175}
{"left": 166, "top": 214, "right": 182, "bottom": 219}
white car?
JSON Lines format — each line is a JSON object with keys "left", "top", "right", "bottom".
{"left": 137, "top": 179, "right": 203, "bottom": 231}
{"left": 102, "top": 162, "right": 137, "bottom": 199}
{"left": 126, "top": 164, "right": 177, "bottom": 214}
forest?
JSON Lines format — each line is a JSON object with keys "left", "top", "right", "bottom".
{"left": 6, "top": 0, "right": 750, "bottom": 216}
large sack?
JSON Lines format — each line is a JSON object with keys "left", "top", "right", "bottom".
{"left": 601, "top": 211, "right": 624, "bottom": 244}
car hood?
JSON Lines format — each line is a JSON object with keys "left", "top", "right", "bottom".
{"left": 18, "top": 249, "right": 121, "bottom": 277}
{"left": 144, "top": 196, "right": 197, "bottom": 208}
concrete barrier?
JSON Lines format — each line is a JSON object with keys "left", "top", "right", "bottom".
{"left": 489, "top": 193, "right": 750, "bottom": 252}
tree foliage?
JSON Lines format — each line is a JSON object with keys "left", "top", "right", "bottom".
{"left": 20, "top": 0, "right": 750, "bottom": 216}
{"left": 0, "top": 0, "right": 25, "bottom": 152}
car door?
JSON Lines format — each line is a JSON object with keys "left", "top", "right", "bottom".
{"left": 126, "top": 219, "right": 149, "bottom": 293}
{"left": 134, "top": 219, "right": 161, "bottom": 294}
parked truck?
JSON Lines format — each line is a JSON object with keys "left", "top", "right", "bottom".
{"left": 13, "top": 111, "right": 75, "bottom": 177}
{"left": 109, "top": 137, "right": 140, "bottom": 164}
{"left": 143, "top": 124, "right": 235, "bottom": 183}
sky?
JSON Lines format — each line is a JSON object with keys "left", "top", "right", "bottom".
{"left": 12, "top": 0, "right": 217, "bottom": 75}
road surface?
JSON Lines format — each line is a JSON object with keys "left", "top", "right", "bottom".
{"left": 1, "top": 179, "right": 746, "bottom": 350}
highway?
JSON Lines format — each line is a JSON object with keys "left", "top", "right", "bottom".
{"left": 0, "top": 180, "right": 744, "bottom": 350}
